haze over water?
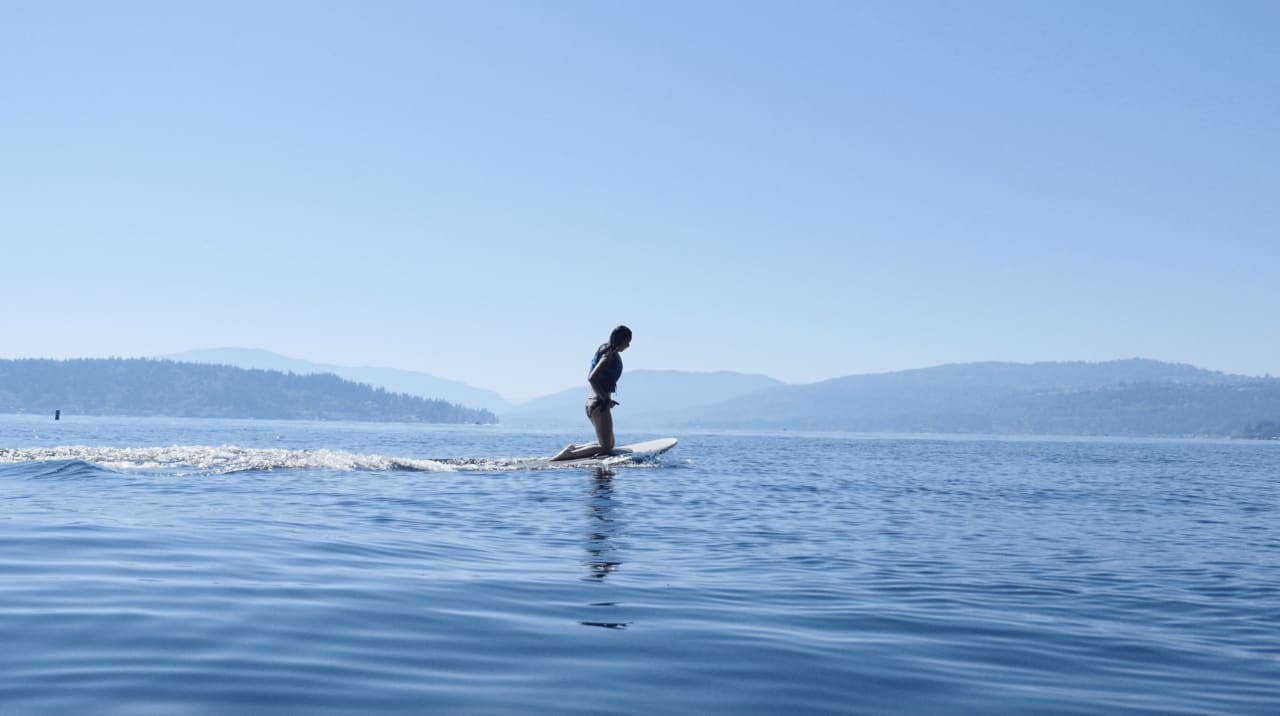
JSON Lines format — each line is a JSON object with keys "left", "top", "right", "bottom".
{"left": 2, "top": 415, "right": 1277, "bottom": 714}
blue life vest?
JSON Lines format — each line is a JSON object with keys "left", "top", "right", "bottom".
{"left": 589, "top": 344, "right": 623, "bottom": 394}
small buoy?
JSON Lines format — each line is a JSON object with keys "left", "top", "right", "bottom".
{"left": 55, "top": 410, "right": 61, "bottom": 421}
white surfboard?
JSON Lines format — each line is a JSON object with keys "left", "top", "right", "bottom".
{"left": 432, "top": 438, "right": 678, "bottom": 471}
{"left": 611, "top": 437, "right": 678, "bottom": 458}
{"left": 554, "top": 437, "right": 678, "bottom": 465}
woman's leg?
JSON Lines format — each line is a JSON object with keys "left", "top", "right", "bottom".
{"left": 551, "top": 398, "right": 613, "bottom": 461}
{"left": 589, "top": 401, "right": 615, "bottom": 454}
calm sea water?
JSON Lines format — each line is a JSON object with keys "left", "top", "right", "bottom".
{"left": 1, "top": 414, "right": 1277, "bottom": 715}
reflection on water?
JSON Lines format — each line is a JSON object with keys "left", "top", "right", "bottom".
{"left": 580, "top": 468, "right": 630, "bottom": 629}
{"left": 583, "top": 468, "right": 621, "bottom": 581}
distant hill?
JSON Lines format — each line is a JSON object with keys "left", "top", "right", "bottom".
{"left": 165, "top": 348, "right": 512, "bottom": 413}
{"left": 11, "top": 354, "right": 1273, "bottom": 437}
{"left": 654, "top": 359, "right": 1280, "bottom": 437}
{"left": 0, "top": 358, "right": 497, "bottom": 423}
{"left": 502, "top": 369, "right": 784, "bottom": 428}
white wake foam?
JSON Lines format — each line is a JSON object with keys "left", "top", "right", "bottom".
{"left": 0, "top": 445, "right": 668, "bottom": 474}
{"left": 0, "top": 445, "right": 456, "bottom": 474}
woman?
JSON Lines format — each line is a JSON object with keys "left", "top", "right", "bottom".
{"left": 552, "top": 325, "right": 632, "bottom": 461}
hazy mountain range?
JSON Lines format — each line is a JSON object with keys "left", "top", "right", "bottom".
{"left": 653, "top": 359, "right": 1280, "bottom": 437}
{"left": 150, "top": 349, "right": 1279, "bottom": 438}
{"left": 0, "top": 358, "right": 496, "bottom": 424}
{"left": 166, "top": 348, "right": 511, "bottom": 413}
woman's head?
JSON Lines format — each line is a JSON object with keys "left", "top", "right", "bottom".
{"left": 609, "top": 325, "right": 633, "bottom": 350}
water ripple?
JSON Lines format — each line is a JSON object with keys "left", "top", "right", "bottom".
{"left": 1, "top": 421, "right": 1278, "bottom": 714}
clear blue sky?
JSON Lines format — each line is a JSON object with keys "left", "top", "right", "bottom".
{"left": 2, "top": 1, "right": 1277, "bottom": 401}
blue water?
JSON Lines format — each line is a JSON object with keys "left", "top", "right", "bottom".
{"left": 2, "top": 414, "right": 1277, "bottom": 715}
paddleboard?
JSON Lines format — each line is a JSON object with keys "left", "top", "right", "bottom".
{"left": 611, "top": 437, "right": 678, "bottom": 458}
{"left": 431, "top": 438, "right": 678, "bottom": 471}
{"left": 555, "top": 437, "right": 678, "bottom": 465}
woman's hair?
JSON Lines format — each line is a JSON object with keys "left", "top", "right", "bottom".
{"left": 609, "top": 325, "right": 633, "bottom": 348}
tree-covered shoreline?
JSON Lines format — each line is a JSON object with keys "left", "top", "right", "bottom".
{"left": 0, "top": 359, "right": 498, "bottom": 424}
